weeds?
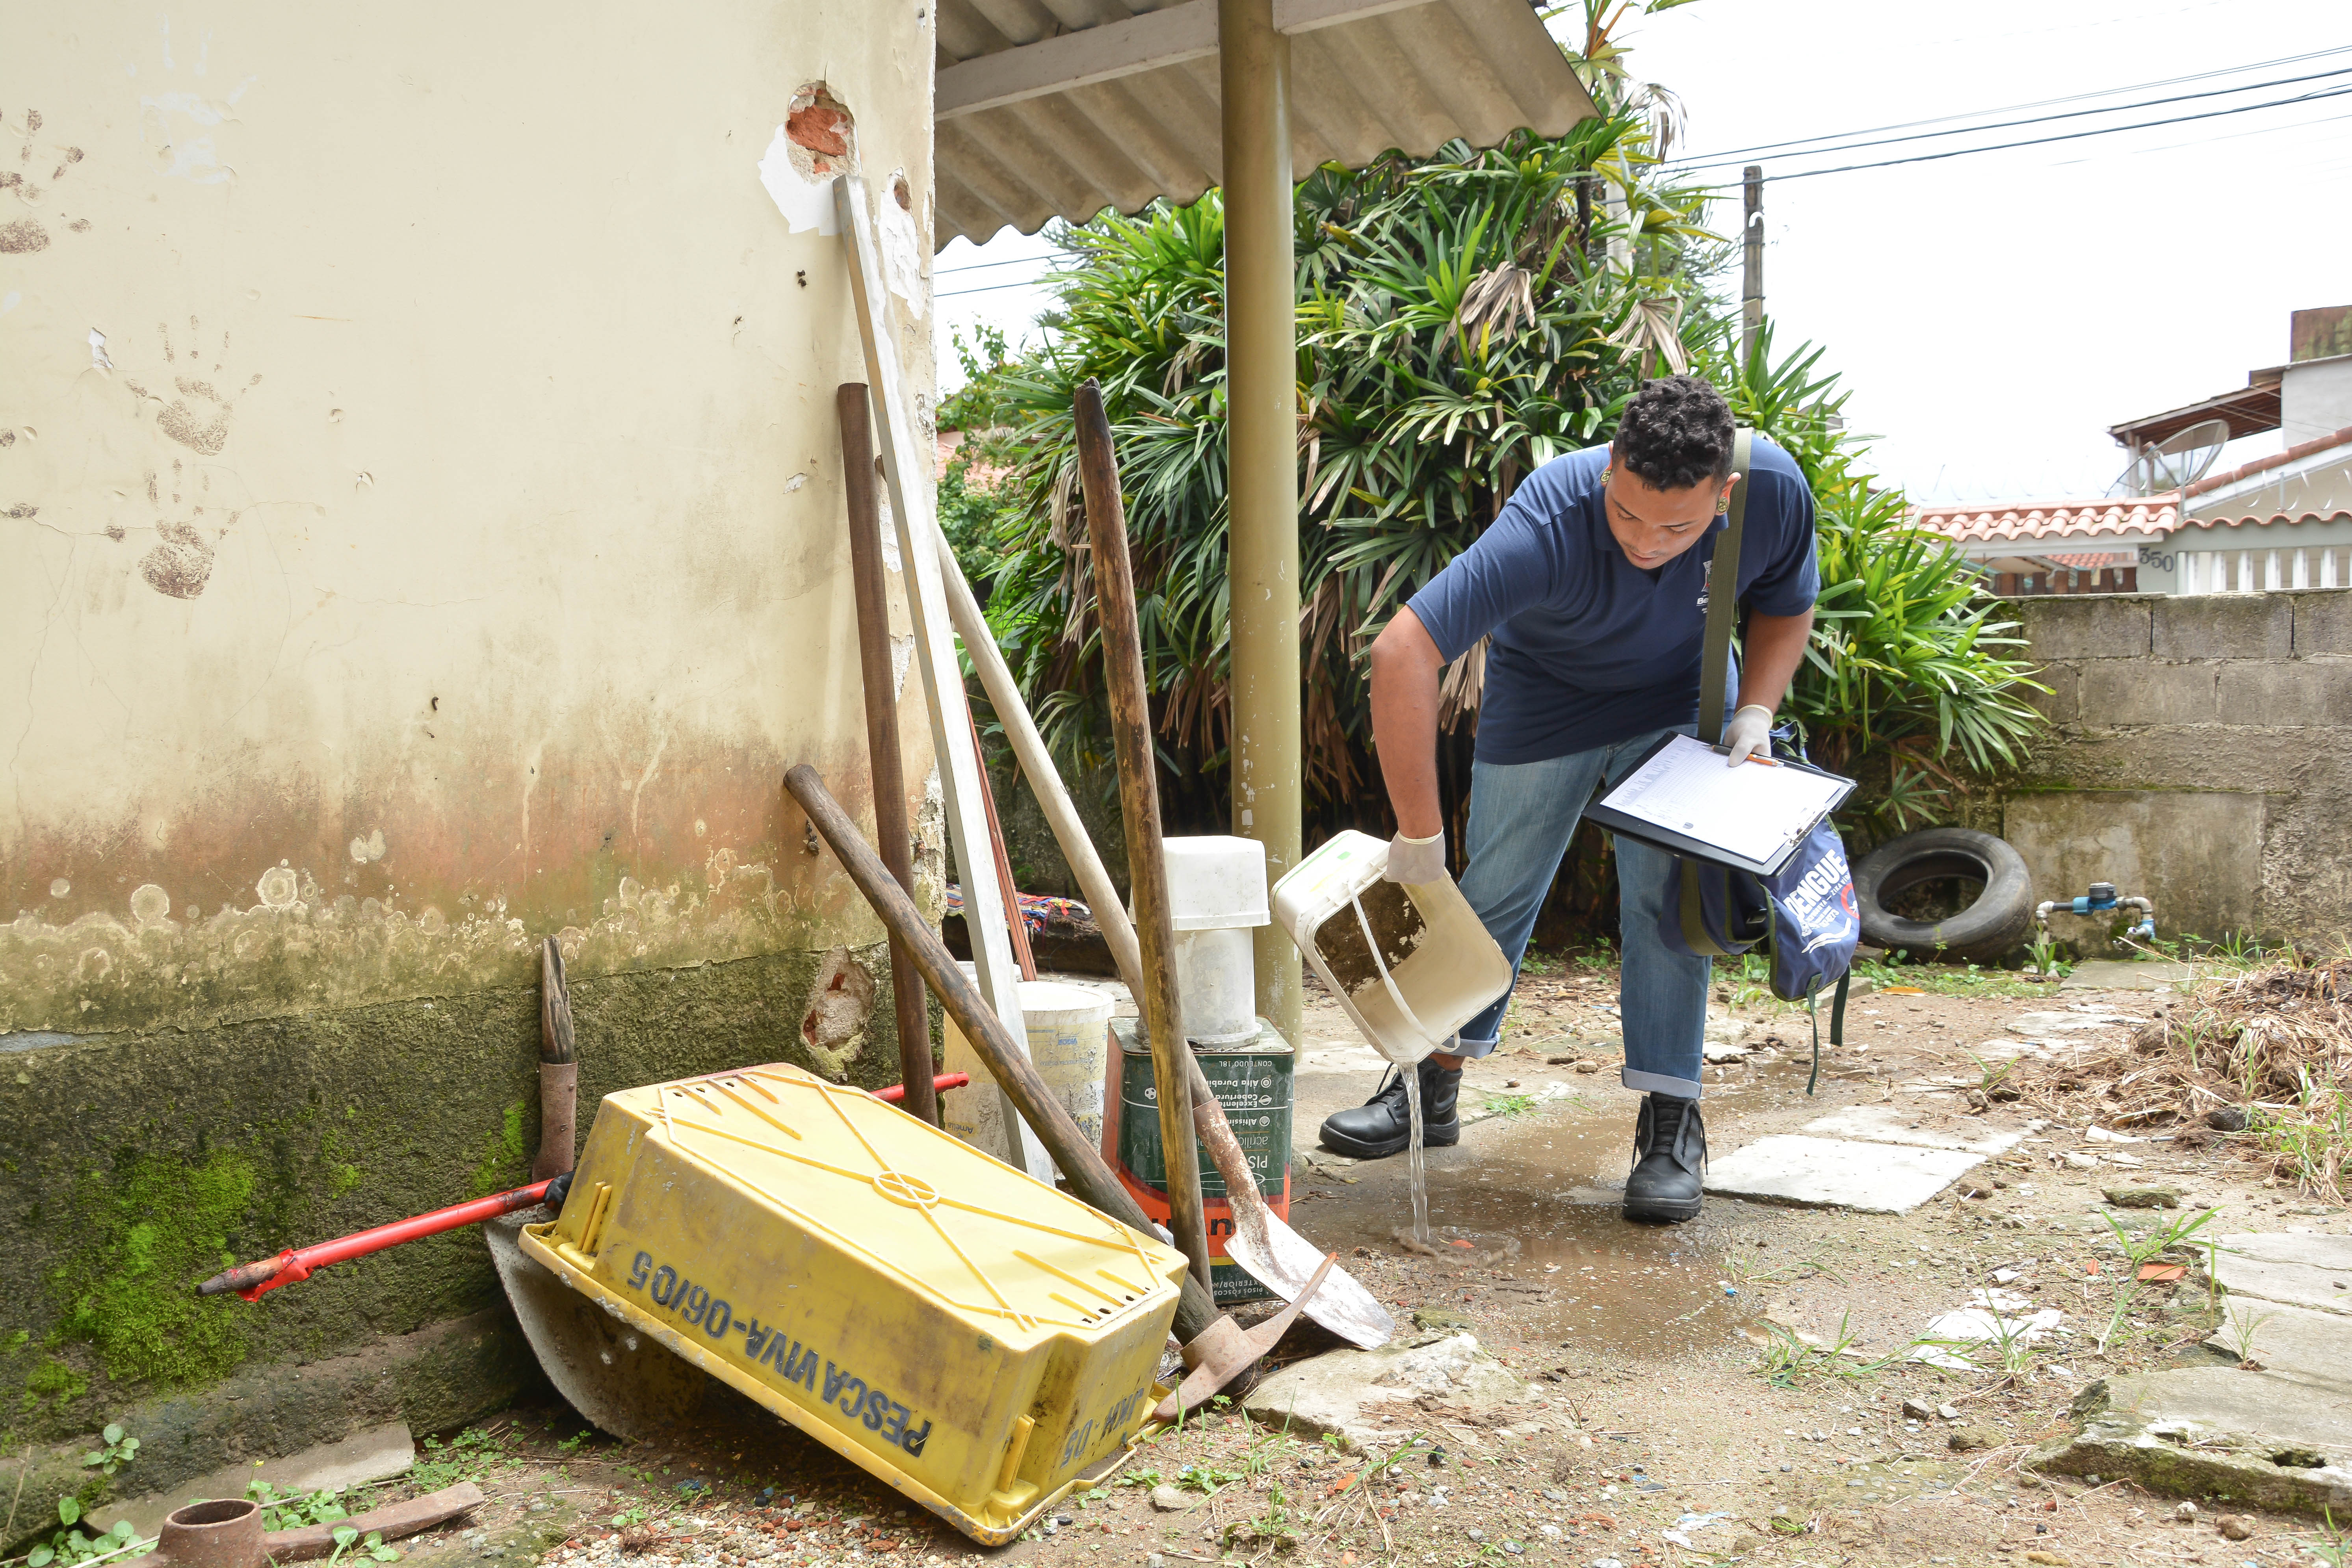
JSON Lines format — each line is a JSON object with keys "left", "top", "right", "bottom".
{"left": 324, "top": 1528, "right": 397, "bottom": 1566}
{"left": 407, "top": 1428, "right": 512, "bottom": 1492}
{"left": 2218, "top": 1302, "right": 2276, "bottom": 1367}
{"left": 246, "top": 1482, "right": 353, "bottom": 1532}
{"left": 1752, "top": 1313, "right": 1875, "bottom": 1388}
{"left": 2027, "top": 928, "right": 2069, "bottom": 979}
{"left": 2095, "top": 1207, "right": 2220, "bottom": 1353}
{"left": 7, "top": 1425, "right": 144, "bottom": 1568}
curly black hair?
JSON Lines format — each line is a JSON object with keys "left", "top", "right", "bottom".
{"left": 1614, "top": 375, "right": 1735, "bottom": 491}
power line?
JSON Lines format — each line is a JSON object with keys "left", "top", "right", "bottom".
{"left": 936, "top": 276, "right": 1058, "bottom": 299}
{"left": 1667, "top": 61, "right": 2352, "bottom": 174}
{"left": 1666, "top": 41, "right": 2352, "bottom": 166}
{"left": 1684, "top": 85, "right": 2352, "bottom": 188}
{"left": 937, "top": 253, "right": 1062, "bottom": 276}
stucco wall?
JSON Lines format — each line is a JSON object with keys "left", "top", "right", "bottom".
{"left": 2005, "top": 590, "right": 2352, "bottom": 944}
{"left": 1, "top": 0, "right": 947, "bottom": 1479}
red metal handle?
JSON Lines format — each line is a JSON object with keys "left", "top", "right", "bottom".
{"left": 201, "top": 1179, "right": 555, "bottom": 1301}
{"left": 202, "top": 1072, "right": 977, "bottom": 1302}
{"left": 873, "top": 1072, "right": 969, "bottom": 1104}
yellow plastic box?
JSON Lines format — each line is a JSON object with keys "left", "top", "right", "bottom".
{"left": 517, "top": 1063, "right": 1187, "bottom": 1543}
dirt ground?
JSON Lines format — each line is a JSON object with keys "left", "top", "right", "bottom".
{"left": 357, "top": 959, "right": 2352, "bottom": 1568}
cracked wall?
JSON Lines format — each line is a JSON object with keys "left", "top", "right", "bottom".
{"left": 0, "top": 0, "right": 948, "bottom": 1455}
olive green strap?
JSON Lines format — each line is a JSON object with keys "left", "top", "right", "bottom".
{"left": 1696, "top": 427, "right": 1754, "bottom": 745}
{"left": 1680, "top": 427, "right": 1754, "bottom": 957}
{"left": 1678, "top": 859, "right": 1737, "bottom": 958}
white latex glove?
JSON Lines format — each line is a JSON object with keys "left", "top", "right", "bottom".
{"left": 1723, "top": 704, "right": 1775, "bottom": 766}
{"left": 1385, "top": 829, "right": 1448, "bottom": 885}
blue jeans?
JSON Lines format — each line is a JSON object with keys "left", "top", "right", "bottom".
{"left": 1452, "top": 725, "right": 1708, "bottom": 1100}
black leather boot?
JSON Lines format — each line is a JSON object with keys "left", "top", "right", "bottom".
{"left": 1622, "top": 1094, "right": 1706, "bottom": 1223}
{"left": 1319, "top": 1058, "right": 1462, "bottom": 1159}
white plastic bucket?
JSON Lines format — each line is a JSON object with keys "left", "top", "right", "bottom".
{"left": 941, "top": 970, "right": 1117, "bottom": 1163}
{"left": 1150, "top": 835, "right": 1269, "bottom": 1045}
{"left": 1170, "top": 926, "right": 1257, "bottom": 1044}
{"left": 1270, "top": 829, "right": 1512, "bottom": 1066}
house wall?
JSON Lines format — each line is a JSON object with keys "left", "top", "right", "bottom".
{"left": 0, "top": 0, "right": 943, "bottom": 1497}
{"left": 2004, "top": 590, "right": 2352, "bottom": 947}
{"left": 2281, "top": 353, "right": 2352, "bottom": 446}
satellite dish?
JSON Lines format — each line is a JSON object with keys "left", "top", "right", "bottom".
{"left": 2110, "top": 418, "right": 2233, "bottom": 496}
{"left": 2148, "top": 418, "right": 2231, "bottom": 489}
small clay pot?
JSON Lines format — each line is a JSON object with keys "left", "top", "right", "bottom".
{"left": 158, "top": 1499, "right": 266, "bottom": 1568}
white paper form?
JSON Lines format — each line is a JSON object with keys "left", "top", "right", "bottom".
{"left": 1601, "top": 734, "right": 1847, "bottom": 864}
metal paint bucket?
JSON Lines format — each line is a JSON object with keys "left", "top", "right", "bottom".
{"left": 1111, "top": 1015, "right": 1293, "bottom": 1304}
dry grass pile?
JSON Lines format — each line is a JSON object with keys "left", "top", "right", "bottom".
{"left": 2021, "top": 956, "right": 2351, "bottom": 1199}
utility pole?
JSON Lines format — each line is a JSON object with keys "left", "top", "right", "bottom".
{"left": 1741, "top": 165, "right": 1763, "bottom": 369}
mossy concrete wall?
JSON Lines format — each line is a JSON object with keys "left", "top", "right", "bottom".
{"left": 1, "top": 945, "right": 938, "bottom": 1498}
{"left": 0, "top": 0, "right": 949, "bottom": 1498}
{"left": 2002, "top": 588, "right": 2352, "bottom": 943}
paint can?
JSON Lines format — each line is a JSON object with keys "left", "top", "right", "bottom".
{"left": 1111, "top": 1014, "right": 1292, "bottom": 1304}
{"left": 942, "top": 967, "right": 1116, "bottom": 1163}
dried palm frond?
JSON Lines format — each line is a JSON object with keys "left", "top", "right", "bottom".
{"left": 1601, "top": 292, "right": 1689, "bottom": 377}
{"left": 2016, "top": 956, "right": 2351, "bottom": 1200}
{"left": 1438, "top": 264, "right": 1536, "bottom": 357}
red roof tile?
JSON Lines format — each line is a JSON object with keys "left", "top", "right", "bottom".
{"left": 1911, "top": 496, "right": 2180, "bottom": 544}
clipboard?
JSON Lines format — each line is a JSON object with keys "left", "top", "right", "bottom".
{"left": 1585, "top": 731, "right": 1854, "bottom": 879}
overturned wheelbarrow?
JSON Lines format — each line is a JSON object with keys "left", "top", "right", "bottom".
{"left": 493, "top": 1063, "right": 1190, "bottom": 1547}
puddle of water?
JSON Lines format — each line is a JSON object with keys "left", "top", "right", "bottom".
{"left": 1402, "top": 1184, "right": 1744, "bottom": 1349}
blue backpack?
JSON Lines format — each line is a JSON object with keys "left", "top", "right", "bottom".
{"left": 1653, "top": 429, "right": 1858, "bottom": 1091}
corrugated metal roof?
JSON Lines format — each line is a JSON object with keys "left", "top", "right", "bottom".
{"left": 933, "top": 0, "right": 1598, "bottom": 247}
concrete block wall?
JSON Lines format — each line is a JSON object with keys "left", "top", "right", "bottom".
{"left": 2004, "top": 590, "right": 2352, "bottom": 945}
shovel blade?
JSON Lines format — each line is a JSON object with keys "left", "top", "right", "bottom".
{"left": 1221, "top": 1207, "right": 1393, "bottom": 1349}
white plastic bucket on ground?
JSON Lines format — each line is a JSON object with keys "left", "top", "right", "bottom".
{"left": 941, "top": 968, "right": 1117, "bottom": 1164}
{"left": 1157, "top": 835, "right": 1270, "bottom": 1045}
{"left": 1271, "top": 829, "right": 1512, "bottom": 1066}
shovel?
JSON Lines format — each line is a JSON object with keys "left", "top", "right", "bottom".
{"left": 959, "top": 381, "right": 1388, "bottom": 1352}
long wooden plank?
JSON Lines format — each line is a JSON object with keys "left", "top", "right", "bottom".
{"left": 832, "top": 176, "right": 1052, "bottom": 1183}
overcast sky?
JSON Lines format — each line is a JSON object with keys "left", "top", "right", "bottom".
{"left": 933, "top": 0, "right": 2352, "bottom": 504}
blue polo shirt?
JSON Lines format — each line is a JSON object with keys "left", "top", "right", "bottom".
{"left": 1405, "top": 438, "right": 1819, "bottom": 766}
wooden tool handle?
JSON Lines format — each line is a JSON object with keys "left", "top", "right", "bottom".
{"left": 784, "top": 763, "right": 1218, "bottom": 1343}
{"left": 838, "top": 383, "right": 939, "bottom": 1128}
{"left": 1073, "top": 379, "right": 1211, "bottom": 1289}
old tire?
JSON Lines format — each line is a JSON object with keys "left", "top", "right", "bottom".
{"left": 1852, "top": 827, "right": 2034, "bottom": 962}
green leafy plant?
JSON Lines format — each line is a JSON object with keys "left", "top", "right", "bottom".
{"left": 245, "top": 1481, "right": 349, "bottom": 1532}
{"left": 78, "top": 1429, "right": 138, "bottom": 1481}
{"left": 13, "top": 1425, "right": 146, "bottom": 1568}
{"left": 325, "top": 1528, "right": 396, "bottom": 1567}
{"left": 406, "top": 1428, "right": 510, "bottom": 1494}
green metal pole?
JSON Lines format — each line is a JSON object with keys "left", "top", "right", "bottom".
{"left": 1220, "top": 0, "right": 1301, "bottom": 1046}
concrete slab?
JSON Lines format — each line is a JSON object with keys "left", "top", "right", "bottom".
{"left": 2205, "top": 1300, "right": 2352, "bottom": 1393}
{"left": 2062, "top": 959, "right": 2196, "bottom": 992}
{"left": 1799, "top": 1104, "right": 2027, "bottom": 1156}
{"left": 2007, "top": 1010, "right": 2134, "bottom": 1040}
{"left": 1703, "top": 1135, "right": 1983, "bottom": 1213}
{"left": 2031, "top": 1367, "right": 2352, "bottom": 1517}
{"left": 1240, "top": 1330, "right": 1538, "bottom": 1450}
{"left": 2212, "top": 1233, "right": 2352, "bottom": 1317}
{"left": 97, "top": 1420, "right": 416, "bottom": 1539}
{"left": 1966, "top": 1037, "right": 2047, "bottom": 1061}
